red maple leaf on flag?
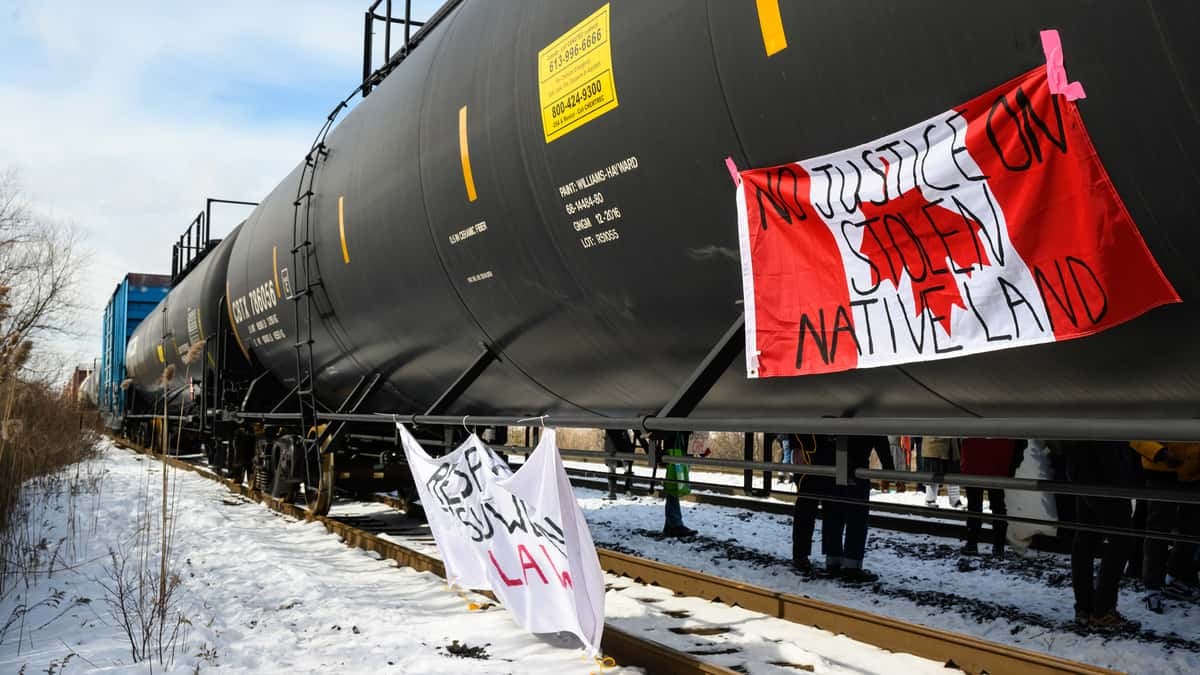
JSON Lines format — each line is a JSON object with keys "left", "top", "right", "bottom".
{"left": 855, "top": 166, "right": 994, "bottom": 336}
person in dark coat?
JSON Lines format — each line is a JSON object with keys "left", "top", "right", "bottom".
{"left": 959, "top": 438, "right": 1017, "bottom": 556}
{"left": 821, "top": 435, "right": 885, "bottom": 582}
{"left": 791, "top": 434, "right": 834, "bottom": 574}
{"left": 1062, "top": 440, "right": 1140, "bottom": 631}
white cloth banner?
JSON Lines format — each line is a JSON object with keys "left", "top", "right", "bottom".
{"left": 1006, "top": 439, "right": 1058, "bottom": 555}
{"left": 397, "top": 424, "right": 605, "bottom": 655}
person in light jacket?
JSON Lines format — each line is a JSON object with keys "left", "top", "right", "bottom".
{"left": 921, "top": 436, "right": 962, "bottom": 508}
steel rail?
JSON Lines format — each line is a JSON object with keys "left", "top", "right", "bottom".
{"left": 504, "top": 448, "right": 1200, "bottom": 507}
{"left": 660, "top": 456, "right": 1200, "bottom": 505}
{"left": 563, "top": 466, "right": 1200, "bottom": 546}
{"left": 597, "top": 549, "right": 1115, "bottom": 675}
{"left": 501, "top": 445, "right": 1200, "bottom": 508}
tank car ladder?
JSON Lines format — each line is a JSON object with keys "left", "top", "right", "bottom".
{"left": 287, "top": 100, "right": 349, "bottom": 513}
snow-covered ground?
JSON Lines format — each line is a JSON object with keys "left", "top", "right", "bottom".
{"left": 573, "top": 486, "right": 1200, "bottom": 674}
{"left": 1, "top": 444, "right": 632, "bottom": 674}
{"left": 1, "top": 443, "right": 952, "bottom": 674}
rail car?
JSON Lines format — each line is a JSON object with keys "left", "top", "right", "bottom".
{"left": 75, "top": 371, "right": 98, "bottom": 408}
{"left": 111, "top": 0, "right": 1200, "bottom": 515}
{"left": 99, "top": 273, "right": 170, "bottom": 426}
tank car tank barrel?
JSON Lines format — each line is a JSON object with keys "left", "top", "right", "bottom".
{"left": 219, "top": 1, "right": 1200, "bottom": 432}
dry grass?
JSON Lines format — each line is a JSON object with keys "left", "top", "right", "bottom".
{"left": 0, "top": 379, "right": 101, "bottom": 593}
{"left": 0, "top": 377, "right": 194, "bottom": 669}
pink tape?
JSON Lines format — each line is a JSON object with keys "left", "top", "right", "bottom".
{"left": 724, "top": 156, "right": 742, "bottom": 186}
{"left": 1040, "top": 29, "right": 1085, "bottom": 101}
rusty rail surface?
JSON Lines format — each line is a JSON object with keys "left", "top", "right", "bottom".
{"left": 598, "top": 549, "right": 1116, "bottom": 675}
{"left": 112, "top": 438, "right": 737, "bottom": 675}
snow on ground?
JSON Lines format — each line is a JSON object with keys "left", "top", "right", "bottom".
{"left": 2, "top": 443, "right": 953, "bottom": 674}
{"left": 0, "top": 443, "right": 626, "bottom": 674}
{"left": 339, "top": 505, "right": 953, "bottom": 674}
{"left": 573, "top": 485, "right": 1200, "bottom": 674}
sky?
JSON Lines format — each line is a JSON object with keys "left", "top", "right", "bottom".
{"left": 0, "top": 0, "right": 442, "bottom": 371}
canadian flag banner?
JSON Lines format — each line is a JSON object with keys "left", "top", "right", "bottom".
{"left": 397, "top": 424, "right": 605, "bottom": 655}
{"left": 735, "top": 65, "right": 1179, "bottom": 378}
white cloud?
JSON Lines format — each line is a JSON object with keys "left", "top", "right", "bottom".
{"left": 0, "top": 0, "right": 443, "bottom": 370}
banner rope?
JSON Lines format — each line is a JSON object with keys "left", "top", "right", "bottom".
{"left": 589, "top": 654, "right": 618, "bottom": 673}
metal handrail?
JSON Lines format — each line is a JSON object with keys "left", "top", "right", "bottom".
{"left": 228, "top": 409, "right": 1200, "bottom": 442}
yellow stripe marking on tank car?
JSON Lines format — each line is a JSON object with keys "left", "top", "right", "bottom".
{"left": 755, "top": 0, "right": 787, "bottom": 56}
{"left": 272, "top": 246, "right": 282, "bottom": 299}
{"left": 198, "top": 307, "right": 216, "bottom": 368}
{"left": 226, "top": 281, "right": 251, "bottom": 361}
{"left": 156, "top": 343, "right": 165, "bottom": 363}
{"left": 458, "top": 105, "right": 478, "bottom": 202}
{"left": 338, "top": 195, "right": 350, "bottom": 264}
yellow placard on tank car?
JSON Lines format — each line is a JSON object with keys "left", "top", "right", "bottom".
{"left": 538, "top": 3, "right": 618, "bottom": 143}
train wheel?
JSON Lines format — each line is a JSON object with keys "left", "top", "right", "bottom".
{"left": 268, "top": 436, "right": 300, "bottom": 502}
{"left": 301, "top": 451, "right": 334, "bottom": 517}
{"left": 269, "top": 462, "right": 298, "bottom": 502}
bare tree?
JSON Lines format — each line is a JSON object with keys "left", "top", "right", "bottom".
{"left": 0, "top": 167, "right": 89, "bottom": 486}
{"left": 0, "top": 170, "right": 84, "bottom": 349}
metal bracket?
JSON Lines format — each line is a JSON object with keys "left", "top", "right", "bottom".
{"left": 424, "top": 343, "right": 499, "bottom": 416}
{"left": 316, "top": 372, "right": 382, "bottom": 449}
{"left": 742, "top": 432, "right": 755, "bottom": 497}
{"left": 265, "top": 379, "right": 301, "bottom": 414}
{"left": 835, "top": 435, "right": 851, "bottom": 486}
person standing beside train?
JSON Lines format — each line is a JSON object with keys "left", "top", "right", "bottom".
{"left": 775, "top": 433, "right": 794, "bottom": 484}
{"left": 659, "top": 430, "right": 698, "bottom": 538}
{"left": 1129, "top": 440, "right": 1200, "bottom": 612}
{"left": 883, "top": 435, "right": 909, "bottom": 492}
{"left": 921, "top": 436, "right": 962, "bottom": 508}
{"left": 790, "top": 434, "right": 833, "bottom": 574}
{"left": 823, "top": 435, "right": 884, "bottom": 582}
{"left": 790, "top": 434, "right": 881, "bottom": 582}
{"left": 959, "top": 438, "right": 1017, "bottom": 556}
{"left": 606, "top": 429, "right": 698, "bottom": 538}
{"left": 1062, "top": 440, "right": 1141, "bottom": 631}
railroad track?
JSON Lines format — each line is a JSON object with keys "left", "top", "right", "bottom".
{"left": 559, "top": 463, "right": 1071, "bottom": 554}
{"left": 115, "top": 439, "right": 1112, "bottom": 675}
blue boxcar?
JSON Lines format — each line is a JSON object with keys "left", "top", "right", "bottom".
{"left": 99, "top": 273, "right": 170, "bottom": 427}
